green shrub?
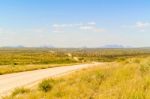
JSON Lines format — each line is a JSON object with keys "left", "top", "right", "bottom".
{"left": 140, "top": 62, "right": 150, "bottom": 75}
{"left": 38, "top": 79, "right": 53, "bottom": 92}
{"left": 12, "top": 87, "right": 30, "bottom": 96}
{"left": 133, "top": 58, "right": 141, "bottom": 63}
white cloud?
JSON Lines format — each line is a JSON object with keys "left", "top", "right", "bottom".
{"left": 52, "top": 23, "right": 83, "bottom": 28}
{"left": 79, "top": 22, "right": 106, "bottom": 33}
{"left": 80, "top": 25, "right": 106, "bottom": 33}
{"left": 122, "top": 21, "right": 150, "bottom": 32}
{"left": 135, "top": 22, "right": 149, "bottom": 32}
{"left": 52, "top": 24, "right": 72, "bottom": 28}
{"left": 135, "top": 22, "right": 150, "bottom": 28}
{"left": 52, "top": 24, "right": 81, "bottom": 33}
{"left": 87, "top": 22, "right": 96, "bottom": 25}
{"left": 52, "top": 22, "right": 95, "bottom": 28}
{"left": 79, "top": 26, "right": 94, "bottom": 30}
{"left": 52, "top": 22, "right": 106, "bottom": 33}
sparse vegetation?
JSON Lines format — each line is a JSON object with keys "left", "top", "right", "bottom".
{"left": 0, "top": 48, "right": 150, "bottom": 74}
{"left": 38, "top": 79, "right": 54, "bottom": 92}
{"left": 4, "top": 56, "right": 150, "bottom": 99}
{"left": 11, "top": 87, "right": 30, "bottom": 96}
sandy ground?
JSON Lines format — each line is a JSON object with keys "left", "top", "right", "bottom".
{"left": 0, "top": 63, "right": 103, "bottom": 97}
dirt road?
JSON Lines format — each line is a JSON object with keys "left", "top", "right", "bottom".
{"left": 0, "top": 63, "right": 103, "bottom": 97}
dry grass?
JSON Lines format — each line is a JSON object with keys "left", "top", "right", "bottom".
{"left": 4, "top": 56, "right": 150, "bottom": 99}
{"left": 0, "top": 48, "right": 149, "bottom": 75}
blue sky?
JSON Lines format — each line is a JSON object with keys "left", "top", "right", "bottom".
{"left": 0, "top": 0, "right": 150, "bottom": 47}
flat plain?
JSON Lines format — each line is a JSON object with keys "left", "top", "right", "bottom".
{"left": 0, "top": 48, "right": 150, "bottom": 99}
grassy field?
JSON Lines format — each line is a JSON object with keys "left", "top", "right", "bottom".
{"left": 0, "top": 48, "right": 150, "bottom": 75}
{"left": 0, "top": 63, "right": 78, "bottom": 75}
{"left": 4, "top": 56, "right": 150, "bottom": 99}
{"left": 0, "top": 48, "right": 150, "bottom": 65}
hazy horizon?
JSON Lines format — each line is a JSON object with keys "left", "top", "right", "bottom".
{"left": 0, "top": 0, "right": 150, "bottom": 47}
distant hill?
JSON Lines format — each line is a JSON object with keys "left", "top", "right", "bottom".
{"left": 1, "top": 45, "right": 55, "bottom": 48}
{"left": 1, "top": 45, "right": 25, "bottom": 48}
{"left": 39, "top": 45, "right": 55, "bottom": 48}
{"left": 101, "top": 44, "right": 125, "bottom": 48}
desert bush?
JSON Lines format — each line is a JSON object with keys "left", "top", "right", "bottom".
{"left": 140, "top": 60, "right": 150, "bottom": 75}
{"left": 38, "top": 79, "right": 54, "bottom": 92}
{"left": 12, "top": 87, "right": 30, "bottom": 96}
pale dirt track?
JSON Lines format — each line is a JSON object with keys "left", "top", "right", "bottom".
{"left": 0, "top": 63, "right": 104, "bottom": 97}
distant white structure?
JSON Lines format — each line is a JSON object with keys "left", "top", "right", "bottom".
{"left": 67, "top": 53, "right": 72, "bottom": 57}
{"left": 49, "top": 50, "right": 55, "bottom": 54}
{"left": 73, "top": 57, "right": 79, "bottom": 61}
